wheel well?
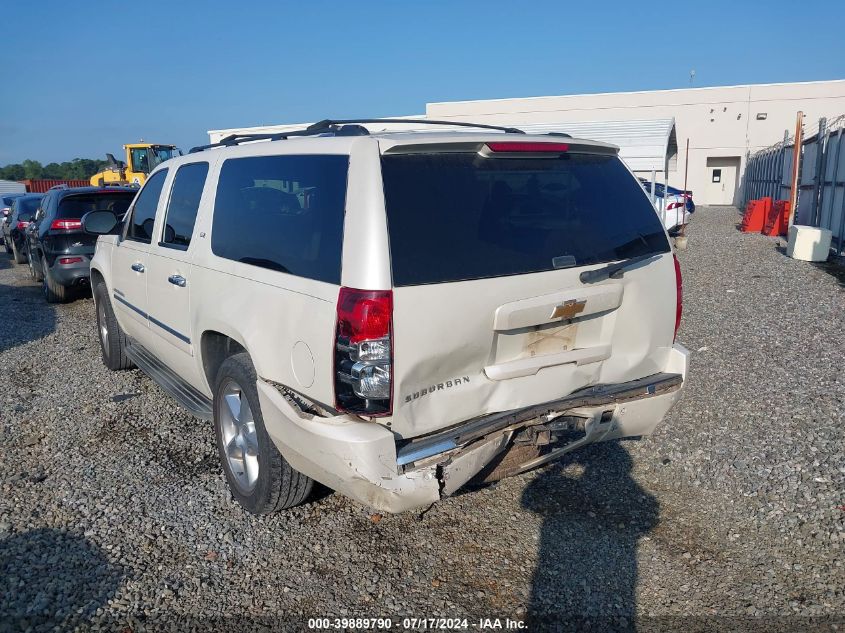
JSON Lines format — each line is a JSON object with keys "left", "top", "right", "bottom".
{"left": 201, "top": 331, "right": 246, "bottom": 389}
{"left": 90, "top": 268, "right": 105, "bottom": 288}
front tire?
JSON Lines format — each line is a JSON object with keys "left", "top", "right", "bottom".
{"left": 93, "top": 281, "right": 134, "bottom": 370}
{"left": 213, "top": 353, "right": 313, "bottom": 514}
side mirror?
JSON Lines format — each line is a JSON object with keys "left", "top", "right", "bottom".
{"left": 82, "top": 211, "right": 120, "bottom": 235}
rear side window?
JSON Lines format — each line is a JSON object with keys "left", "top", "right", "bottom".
{"left": 162, "top": 162, "right": 208, "bottom": 249}
{"left": 381, "top": 153, "right": 670, "bottom": 286}
{"left": 18, "top": 197, "right": 42, "bottom": 217}
{"left": 127, "top": 170, "right": 168, "bottom": 243}
{"left": 58, "top": 192, "right": 135, "bottom": 219}
{"left": 212, "top": 155, "right": 348, "bottom": 284}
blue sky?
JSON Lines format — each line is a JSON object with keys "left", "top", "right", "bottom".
{"left": 1, "top": 0, "right": 843, "bottom": 164}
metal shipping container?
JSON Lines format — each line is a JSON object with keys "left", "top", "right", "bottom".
{"left": 22, "top": 179, "right": 90, "bottom": 193}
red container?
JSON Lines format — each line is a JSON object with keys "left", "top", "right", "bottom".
{"left": 21, "top": 179, "right": 90, "bottom": 193}
{"left": 762, "top": 200, "right": 790, "bottom": 237}
{"left": 740, "top": 198, "right": 768, "bottom": 232}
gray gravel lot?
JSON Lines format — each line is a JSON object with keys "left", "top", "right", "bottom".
{"left": 1, "top": 207, "right": 843, "bottom": 632}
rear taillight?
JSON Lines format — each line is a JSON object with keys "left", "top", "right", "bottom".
{"left": 58, "top": 257, "right": 83, "bottom": 265}
{"left": 16, "top": 221, "right": 29, "bottom": 229}
{"left": 334, "top": 287, "right": 393, "bottom": 416}
{"left": 51, "top": 219, "right": 83, "bottom": 230}
{"left": 667, "top": 201, "right": 683, "bottom": 210}
{"left": 673, "top": 254, "right": 683, "bottom": 341}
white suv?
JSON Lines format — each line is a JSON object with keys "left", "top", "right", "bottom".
{"left": 84, "top": 119, "right": 688, "bottom": 514}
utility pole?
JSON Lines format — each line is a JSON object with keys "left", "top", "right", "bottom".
{"left": 680, "top": 138, "right": 690, "bottom": 237}
{"left": 788, "top": 111, "right": 804, "bottom": 227}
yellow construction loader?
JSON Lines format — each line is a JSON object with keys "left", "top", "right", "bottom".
{"left": 90, "top": 143, "right": 181, "bottom": 187}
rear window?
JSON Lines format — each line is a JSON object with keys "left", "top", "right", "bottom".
{"left": 381, "top": 153, "right": 670, "bottom": 286}
{"left": 18, "top": 198, "right": 42, "bottom": 215}
{"left": 212, "top": 155, "right": 348, "bottom": 284}
{"left": 58, "top": 192, "right": 135, "bottom": 219}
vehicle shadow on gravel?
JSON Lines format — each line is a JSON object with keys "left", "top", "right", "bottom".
{"left": 812, "top": 258, "right": 845, "bottom": 290}
{"left": 0, "top": 528, "right": 123, "bottom": 629}
{"left": 0, "top": 255, "right": 56, "bottom": 353}
{"left": 522, "top": 442, "right": 658, "bottom": 632}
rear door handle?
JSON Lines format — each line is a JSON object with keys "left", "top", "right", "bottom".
{"left": 168, "top": 274, "right": 186, "bottom": 287}
{"left": 131, "top": 262, "right": 145, "bottom": 273}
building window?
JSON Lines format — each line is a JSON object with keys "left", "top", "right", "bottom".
{"left": 712, "top": 169, "right": 722, "bottom": 183}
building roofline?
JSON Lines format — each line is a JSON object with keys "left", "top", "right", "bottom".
{"left": 427, "top": 79, "right": 845, "bottom": 108}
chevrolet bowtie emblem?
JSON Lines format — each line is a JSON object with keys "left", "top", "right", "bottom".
{"left": 551, "top": 299, "right": 587, "bottom": 320}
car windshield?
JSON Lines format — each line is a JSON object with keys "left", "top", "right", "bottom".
{"left": 381, "top": 152, "right": 669, "bottom": 286}
{"left": 58, "top": 192, "right": 135, "bottom": 219}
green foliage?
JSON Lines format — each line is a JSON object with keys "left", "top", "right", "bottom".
{"left": 0, "top": 158, "right": 109, "bottom": 182}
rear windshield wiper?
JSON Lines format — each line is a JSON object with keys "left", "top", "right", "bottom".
{"left": 579, "top": 253, "right": 659, "bottom": 284}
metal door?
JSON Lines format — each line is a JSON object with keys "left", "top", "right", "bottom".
{"left": 706, "top": 157, "right": 741, "bottom": 205}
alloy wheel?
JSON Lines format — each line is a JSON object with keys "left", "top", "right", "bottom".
{"left": 218, "top": 379, "right": 260, "bottom": 493}
{"left": 97, "top": 297, "right": 109, "bottom": 356}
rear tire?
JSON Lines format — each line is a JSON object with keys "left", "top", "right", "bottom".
{"left": 42, "top": 256, "right": 68, "bottom": 303}
{"left": 93, "top": 281, "right": 134, "bottom": 370}
{"left": 213, "top": 352, "right": 313, "bottom": 514}
{"left": 28, "top": 248, "right": 43, "bottom": 282}
{"left": 11, "top": 240, "right": 26, "bottom": 264}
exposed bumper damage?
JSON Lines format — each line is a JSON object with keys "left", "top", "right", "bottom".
{"left": 258, "top": 344, "right": 689, "bottom": 514}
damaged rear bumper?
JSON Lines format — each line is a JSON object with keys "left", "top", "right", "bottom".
{"left": 258, "top": 344, "right": 689, "bottom": 514}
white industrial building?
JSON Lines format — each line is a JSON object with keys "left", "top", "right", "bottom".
{"left": 0, "top": 180, "right": 26, "bottom": 195}
{"left": 209, "top": 79, "right": 845, "bottom": 206}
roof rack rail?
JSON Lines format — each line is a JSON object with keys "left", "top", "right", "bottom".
{"left": 190, "top": 118, "right": 525, "bottom": 153}
{"left": 306, "top": 118, "right": 525, "bottom": 135}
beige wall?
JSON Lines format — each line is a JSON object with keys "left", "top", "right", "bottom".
{"left": 426, "top": 80, "right": 845, "bottom": 205}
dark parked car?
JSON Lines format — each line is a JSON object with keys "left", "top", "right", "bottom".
{"left": 25, "top": 186, "right": 136, "bottom": 302}
{"left": 3, "top": 194, "right": 44, "bottom": 263}
{"left": 1, "top": 193, "right": 26, "bottom": 243}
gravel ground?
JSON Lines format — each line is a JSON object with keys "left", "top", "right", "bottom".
{"left": 1, "top": 207, "right": 843, "bottom": 632}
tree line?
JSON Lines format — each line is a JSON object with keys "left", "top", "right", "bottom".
{"left": 0, "top": 158, "right": 109, "bottom": 181}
